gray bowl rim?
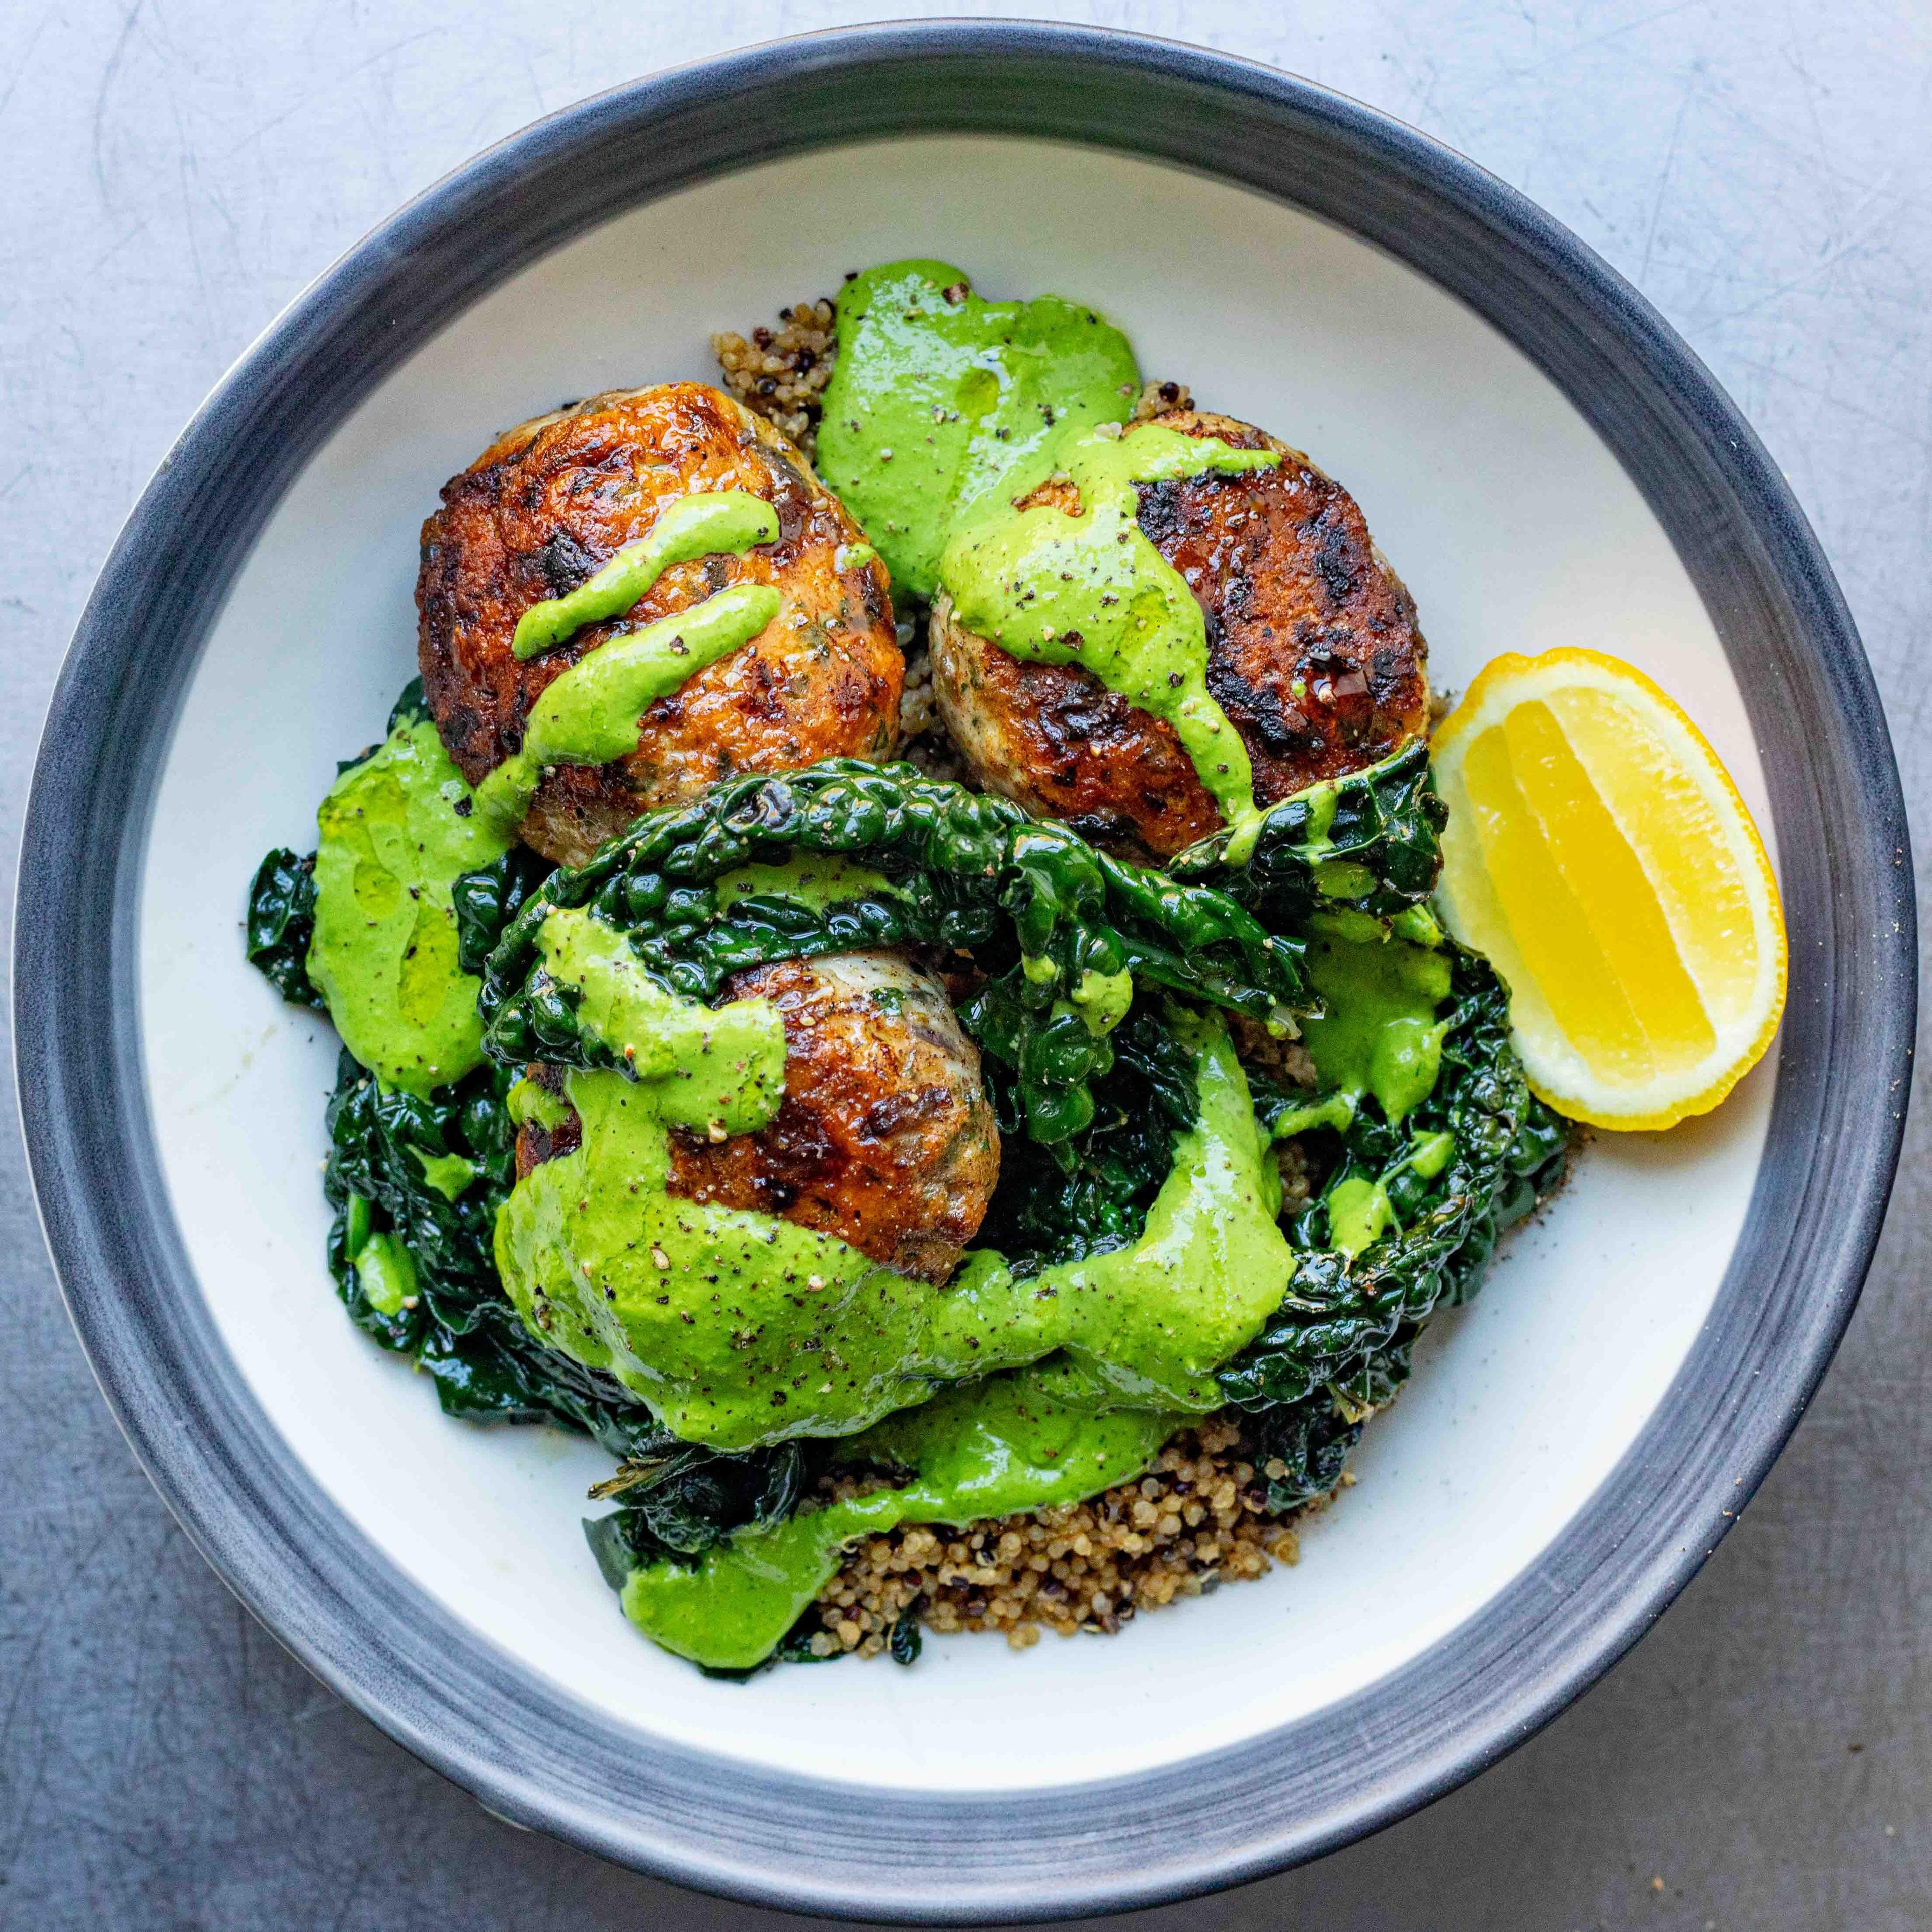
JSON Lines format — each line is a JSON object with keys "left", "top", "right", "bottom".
{"left": 14, "top": 18, "right": 1916, "bottom": 1923}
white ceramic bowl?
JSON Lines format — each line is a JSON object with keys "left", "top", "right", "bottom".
{"left": 18, "top": 24, "right": 1912, "bottom": 1921}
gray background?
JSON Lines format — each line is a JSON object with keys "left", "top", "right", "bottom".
{"left": 3, "top": 1, "right": 1928, "bottom": 1925}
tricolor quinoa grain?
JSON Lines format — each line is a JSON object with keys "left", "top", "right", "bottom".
{"left": 712, "top": 297, "right": 839, "bottom": 456}
{"left": 800, "top": 1418, "right": 1348, "bottom": 1659}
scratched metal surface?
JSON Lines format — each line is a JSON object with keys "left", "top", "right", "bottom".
{"left": 2, "top": 3, "right": 1927, "bottom": 1926}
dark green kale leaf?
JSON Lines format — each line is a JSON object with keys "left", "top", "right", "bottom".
{"left": 976, "top": 1003, "right": 1201, "bottom": 1274}
{"left": 582, "top": 1437, "right": 821, "bottom": 1660}
{"left": 1183, "top": 740, "right": 1447, "bottom": 926}
{"left": 1243, "top": 1392, "right": 1363, "bottom": 1509}
{"left": 585, "top": 1438, "right": 808, "bottom": 1563}
{"left": 1325, "top": 1324, "right": 1419, "bottom": 1415}
{"left": 321, "top": 1046, "right": 669, "bottom": 1460}
{"left": 245, "top": 848, "right": 324, "bottom": 1009}
{"left": 1218, "top": 945, "right": 1569, "bottom": 1412}
{"left": 451, "top": 845, "right": 555, "bottom": 977}
{"left": 889, "top": 1608, "right": 922, "bottom": 1665}
{"left": 387, "top": 676, "right": 431, "bottom": 733}
{"left": 476, "top": 760, "right": 1308, "bottom": 1153}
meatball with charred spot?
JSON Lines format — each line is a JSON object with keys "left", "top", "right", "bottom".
{"left": 929, "top": 409, "right": 1430, "bottom": 858}
{"left": 418, "top": 382, "right": 903, "bottom": 867}
{"left": 514, "top": 952, "right": 999, "bottom": 1286}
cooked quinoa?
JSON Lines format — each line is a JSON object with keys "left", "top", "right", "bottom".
{"left": 712, "top": 295, "right": 838, "bottom": 457}
{"left": 1229, "top": 1011, "right": 1320, "bottom": 1095}
{"left": 803, "top": 1417, "right": 1345, "bottom": 1658}
{"left": 718, "top": 306, "right": 1339, "bottom": 1660}
{"left": 894, "top": 625, "right": 973, "bottom": 781}
{"left": 1131, "top": 376, "right": 1194, "bottom": 421}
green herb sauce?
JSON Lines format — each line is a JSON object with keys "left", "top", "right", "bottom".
{"left": 939, "top": 425, "right": 1280, "bottom": 854}
{"left": 536, "top": 907, "right": 786, "bottom": 1134}
{"left": 511, "top": 491, "right": 779, "bottom": 660}
{"left": 1323, "top": 1124, "right": 1457, "bottom": 1258}
{"left": 619, "top": 1363, "right": 1181, "bottom": 1669}
{"left": 1301, "top": 924, "right": 1453, "bottom": 1125}
{"left": 412, "top": 1149, "right": 480, "bottom": 1201}
{"left": 1068, "top": 964, "right": 1135, "bottom": 1036}
{"left": 306, "top": 715, "right": 512, "bottom": 1094}
{"left": 492, "top": 948, "right": 1292, "bottom": 1450}
{"left": 475, "top": 582, "right": 782, "bottom": 835}
{"left": 507, "top": 1075, "right": 573, "bottom": 1134}
{"left": 353, "top": 1227, "right": 419, "bottom": 1315}
{"left": 817, "top": 260, "right": 1140, "bottom": 600}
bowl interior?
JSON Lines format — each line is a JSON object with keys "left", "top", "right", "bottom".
{"left": 138, "top": 134, "right": 1773, "bottom": 1793}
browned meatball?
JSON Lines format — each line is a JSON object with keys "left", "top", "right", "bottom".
{"left": 515, "top": 952, "right": 999, "bottom": 1285}
{"left": 418, "top": 383, "right": 903, "bottom": 866}
{"left": 929, "top": 409, "right": 1430, "bottom": 857}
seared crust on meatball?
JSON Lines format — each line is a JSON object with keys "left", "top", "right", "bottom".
{"left": 929, "top": 409, "right": 1429, "bottom": 857}
{"left": 418, "top": 383, "right": 903, "bottom": 866}
{"left": 515, "top": 953, "right": 999, "bottom": 1285}
{"left": 513, "top": 1061, "right": 582, "bottom": 1181}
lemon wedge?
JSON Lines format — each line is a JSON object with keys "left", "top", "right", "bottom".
{"left": 1431, "top": 648, "right": 1786, "bottom": 1131}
